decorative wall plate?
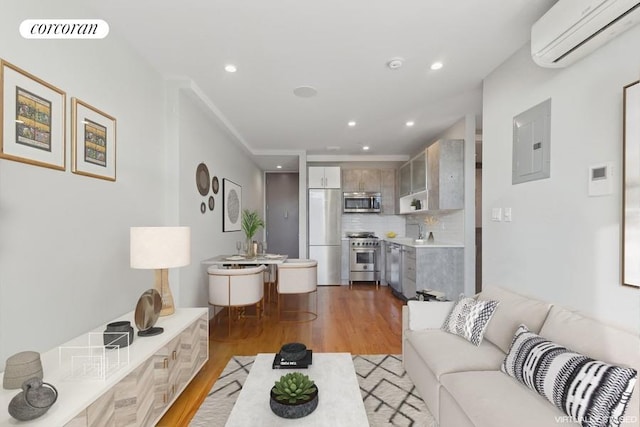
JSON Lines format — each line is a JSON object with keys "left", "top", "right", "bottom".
{"left": 208, "top": 196, "right": 215, "bottom": 211}
{"left": 196, "top": 163, "right": 210, "bottom": 196}
{"left": 212, "top": 176, "right": 219, "bottom": 194}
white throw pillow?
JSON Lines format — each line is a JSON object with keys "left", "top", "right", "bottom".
{"left": 441, "top": 297, "right": 499, "bottom": 346}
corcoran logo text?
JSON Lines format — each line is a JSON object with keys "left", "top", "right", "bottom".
{"left": 20, "top": 19, "right": 109, "bottom": 39}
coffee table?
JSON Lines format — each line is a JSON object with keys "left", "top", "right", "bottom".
{"left": 225, "top": 353, "right": 369, "bottom": 426}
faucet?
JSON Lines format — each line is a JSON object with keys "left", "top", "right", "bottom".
{"left": 417, "top": 224, "right": 424, "bottom": 240}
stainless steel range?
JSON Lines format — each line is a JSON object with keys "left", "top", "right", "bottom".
{"left": 347, "top": 231, "right": 381, "bottom": 285}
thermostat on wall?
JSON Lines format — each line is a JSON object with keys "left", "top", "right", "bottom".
{"left": 588, "top": 162, "right": 614, "bottom": 196}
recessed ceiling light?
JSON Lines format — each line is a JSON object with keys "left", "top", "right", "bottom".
{"left": 276, "top": 165, "right": 282, "bottom": 169}
{"left": 430, "top": 62, "right": 443, "bottom": 70}
{"left": 406, "top": 121, "right": 415, "bottom": 127}
{"left": 348, "top": 121, "right": 356, "bottom": 127}
{"left": 293, "top": 86, "right": 318, "bottom": 98}
{"left": 224, "top": 64, "right": 237, "bottom": 73}
{"left": 362, "top": 146, "right": 370, "bottom": 151}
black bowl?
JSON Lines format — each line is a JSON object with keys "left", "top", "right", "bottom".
{"left": 279, "top": 343, "right": 307, "bottom": 361}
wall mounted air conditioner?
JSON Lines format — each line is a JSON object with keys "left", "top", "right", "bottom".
{"left": 531, "top": 0, "right": 640, "bottom": 68}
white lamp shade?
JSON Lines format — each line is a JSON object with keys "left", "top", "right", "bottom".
{"left": 130, "top": 226, "right": 191, "bottom": 269}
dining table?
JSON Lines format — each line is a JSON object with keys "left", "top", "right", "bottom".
{"left": 201, "top": 253, "right": 288, "bottom": 266}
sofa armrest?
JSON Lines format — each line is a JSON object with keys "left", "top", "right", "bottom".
{"left": 406, "top": 300, "right": 456, "bottom": 331}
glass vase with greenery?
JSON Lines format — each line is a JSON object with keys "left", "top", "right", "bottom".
{"left": 241, "top": 209, "right": 265, "bottom": 257}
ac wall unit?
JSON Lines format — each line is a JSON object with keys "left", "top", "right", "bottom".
{"left": 531, "top": 0, "right": 640, "bottom": 68}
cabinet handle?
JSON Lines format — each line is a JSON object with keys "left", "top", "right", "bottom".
{"left": 172, "top": 350, "right": 177, "bottom": 361}
{"left": 163, "top": 358, "right": 168, "bottom": 369}
{"left": 163, "top": 393, "right": 168, "bottom": 404}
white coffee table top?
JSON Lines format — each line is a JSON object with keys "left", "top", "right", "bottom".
{"left": 225, "top": 353, "right": 369, "bottom": 426}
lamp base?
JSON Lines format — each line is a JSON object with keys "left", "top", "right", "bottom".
{"left": 155, "top": 268, "right": 175, "bottom": 316}
{"left": 138, "top": 327, "right": 164, "bottom": 337}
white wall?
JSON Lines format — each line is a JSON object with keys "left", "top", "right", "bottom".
{"left": 0, "top": 1, "right": 166, "bottom": 361}
{"left": 483, "top": 27, "right": 640, "bottom": 333}
{"left": 174, "top": 87, "right": 264, "bottom": 309}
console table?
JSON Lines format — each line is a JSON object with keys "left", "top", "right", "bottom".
{"left": 0, "top": 308, "right": 208, "bottom": 426}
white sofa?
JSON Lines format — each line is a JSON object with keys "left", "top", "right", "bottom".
{"left": 402, "top": 286, "right": 639, "bottom": 427}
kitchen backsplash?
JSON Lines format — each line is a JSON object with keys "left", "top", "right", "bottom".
{"left": 405, "top": 210, "right": 464, "bottom": 243}
{"left": 342, "top": 214, "right": 406, "bottom": 238}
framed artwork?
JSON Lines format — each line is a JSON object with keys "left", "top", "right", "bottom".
{"left": 0, "top": 59, "right": 66, "bottom": 170}
{"left": 71, "top": 97, "right": 116, "bottom": 181}
{"left": 223, "top": 178, "right": 242, "bottom": 232}
{"left": 623, "top": 81, "right": 639, "bottom": 288}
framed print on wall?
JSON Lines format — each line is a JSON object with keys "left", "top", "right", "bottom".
{"left": 623, "top": 80, "right": 639, "bottom": 288}
{"left": 71, "top": 97, "right": 116, "bottom": 181}
{"left": 0, "top": 59, "right": 66, "bottom": 170}
{"left": 223, "top": 178, "right": 242, "bottom": 232}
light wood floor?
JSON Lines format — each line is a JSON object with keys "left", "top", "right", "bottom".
{"left": 158, "top": 284, "right": 405, "bottom": 426}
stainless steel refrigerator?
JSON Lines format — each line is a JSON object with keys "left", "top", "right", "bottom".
{"left": 308, "top": 188, "right": 342, "bottom": 285}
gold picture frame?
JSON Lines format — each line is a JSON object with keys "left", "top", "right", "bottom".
{"left": 623, "top": 81, "right": 639, "bottom": 288}
{"left": 0, "top": 59, "right": 66, "bottom": 170}
{"left": 72, "top": 97, "right": 116, "bottom": 181}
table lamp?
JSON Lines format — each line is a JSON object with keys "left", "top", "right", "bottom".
{"left": 130, "top": 226, "right": 191, "bottom": 316}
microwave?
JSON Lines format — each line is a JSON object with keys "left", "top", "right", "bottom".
{"left": 343, "top": 192, "right": 381, "bottom": 213}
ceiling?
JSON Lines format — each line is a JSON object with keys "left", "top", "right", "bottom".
{"left": 91, "top": 0, "right": 556, "bottom": 171}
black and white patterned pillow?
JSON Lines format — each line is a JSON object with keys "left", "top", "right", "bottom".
{"left": 441, "top": 297, "right": 499, "bottom": 346}
{"left": 502, "top": 324, "right": 637, "bottom": 427}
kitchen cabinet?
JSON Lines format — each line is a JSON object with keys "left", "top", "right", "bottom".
{"left": 380, "top": 168, "right": 396, "bottom": 214}
{"left": 402, "top": 246, "right": 417, "bottom": 300}
{"left": 411, "top": 150, "right": 428, "bottom": 194}
{"left": 427, "top": 139, "right": 464, "bottom": 210}
{"left": 342, "top": 169, "right": 381, "bottom": 192}
{"left": 308, "top": 166, "right": 341, "bottom": 188}
{"left": 399, "top": 163, "right": 411, "bottom": 197}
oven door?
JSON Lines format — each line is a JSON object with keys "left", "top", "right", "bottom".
{"left": 350, "top": 248, "right": 376, "bottom": 271}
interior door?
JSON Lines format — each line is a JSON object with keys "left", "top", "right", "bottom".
{"left": 265, "top": 173, "right": 299, "bottom": 258}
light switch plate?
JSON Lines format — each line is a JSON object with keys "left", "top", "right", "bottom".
{"left": 491, "top": 208, "right": 502, "bottom": 222}
{"left": 504, "top": 207, "right": 512, "bottom": 222}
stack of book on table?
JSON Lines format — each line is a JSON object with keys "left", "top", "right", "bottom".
{"left": 272, "top": 350, "right": 313, "bottom": 369}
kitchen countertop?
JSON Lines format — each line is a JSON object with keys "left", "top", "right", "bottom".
{"left": 383, "top": 237, "right": 464, "bottom": 248}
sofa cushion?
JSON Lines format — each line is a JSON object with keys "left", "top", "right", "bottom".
{"left": 539, "top": 306, "right": 640, "bottom": 370}
{"left": 440, "top": 370, "right": 581, "bottom": 427}
{"left": 405, "top": 329, "right": 505, "bottom": 380}
{"left": 477, "top": 285, "right": 552, "bottom": 353}
{"left": 441, "top": 297, "right": 499, "bottom": 346}
{"left": 502, "top": 324, "right": 638, "bottom": 427}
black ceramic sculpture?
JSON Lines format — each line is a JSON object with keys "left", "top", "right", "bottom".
{"left": 103, "top": 321, "right": 135, "bottom": 349}
{"left": 279, "top": 343, "right": 307, "bottom": 361}
{"left": 8, "top": 378, "right": 58, "bottom": 421}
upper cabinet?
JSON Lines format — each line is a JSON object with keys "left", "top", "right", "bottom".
{"left": 399, "top": 139, "right": 464, "bottom": 213}
{"left": 427, "top": 139, "right": 464, "bottom": 210}
{"left": 399, "top": 150, "right": 428, "bottom": 197}
{"left": 380, "top": 169, "right": 397, "bottom": 214}
{"left": 309, "top": 166, "right": 341, "bottom": 188}
{"left": 342, "top": 169, "right": 381, "bottom": 192}
{"left": 399, "top": 163, "right": 411, "bottom": 197}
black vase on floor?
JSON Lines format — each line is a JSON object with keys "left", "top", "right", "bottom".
{"left": 269, "top": 387, "right": 319, "bottom": 419}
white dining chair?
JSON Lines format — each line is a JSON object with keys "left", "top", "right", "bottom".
{"left": 208, "top": 265, "right": 266, "bottom": 336}
{"left": 276, "top": 259, "right": 318, "bottom": 322}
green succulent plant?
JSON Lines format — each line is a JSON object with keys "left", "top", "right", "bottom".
{"left": 272, "top": 372, "right": 317, "bottom": 404}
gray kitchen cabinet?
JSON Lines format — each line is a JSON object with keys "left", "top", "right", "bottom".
{"left": 427, "top": 139, "right": 464, "bottom": 210}
{"left": 380, "top": 168, "right": 396, "bottom": 214}
{"left": 411, "top": 150, "right": 428, "bottom": 194}
{"left": 401, "top": 246, "right": 417, "bottom": 300}
{"left": 399, "top": 163, "right": 411, "bottom": 197}
{"left": 342, "top": 168, "right": 381, "bottom": 192}
{"left": 415, "top": 247, "right": 464, "bottom": 300}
